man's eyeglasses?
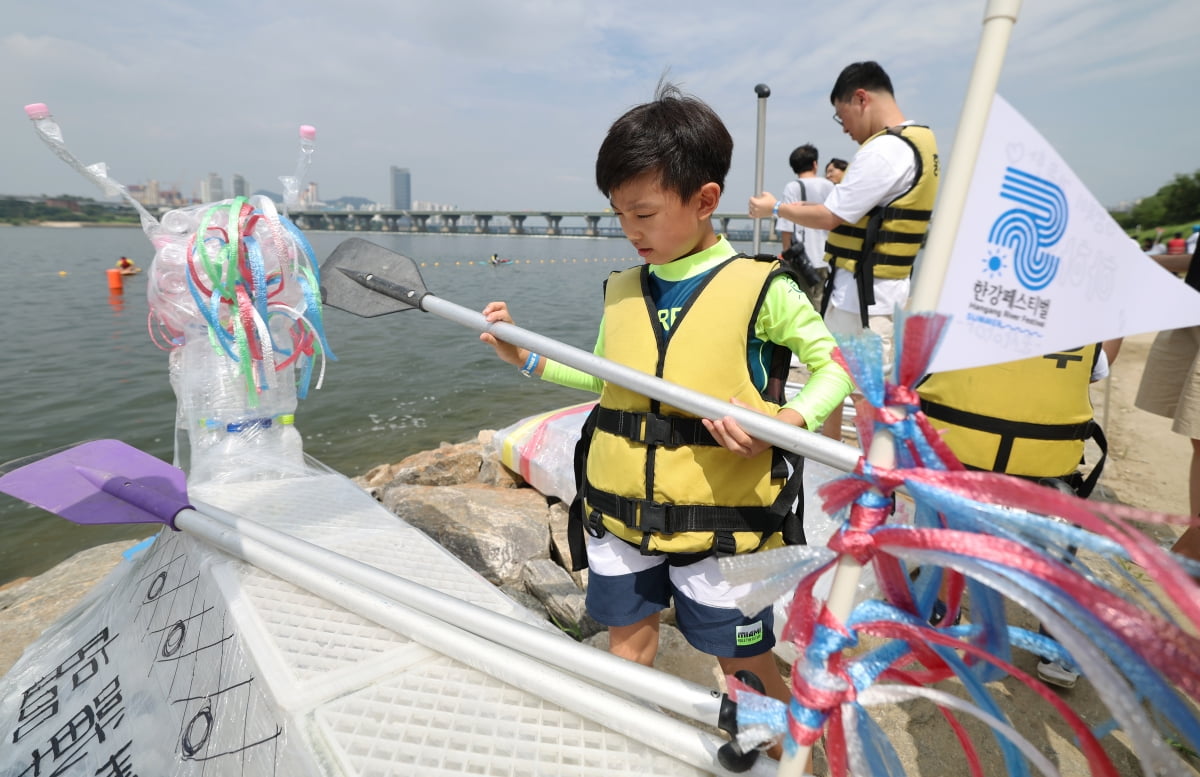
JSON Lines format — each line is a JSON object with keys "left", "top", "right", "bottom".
{"left": 832, "top": 112, "right": 843, "bottom": 127}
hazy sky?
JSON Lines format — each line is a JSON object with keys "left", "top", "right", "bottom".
{"left": 3, "top": 1, "right": 1196, "bottom": 212}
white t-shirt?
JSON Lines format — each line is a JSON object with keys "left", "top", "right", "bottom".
{"left": 776, "top": 175, "right": 836, "bottom": 265}
{"left": 823, "top": 122, "right": 921, "bottom": 317}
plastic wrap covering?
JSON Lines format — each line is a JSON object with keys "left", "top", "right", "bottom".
{"left": 492, "top": 401, "right": 594, "bottom": 503}
{"left": 1, "top": 470, "right": 729, "bottom": 777}
{"left": 0, "top": 530, "right": 316, "bottom": 777}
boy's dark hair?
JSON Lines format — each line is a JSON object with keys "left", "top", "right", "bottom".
{"left": 828, "top": 158, "right": 848, "bottom": 172}
{"left": 595, "top": 82, "right": 733, "bottom": 200}
{"left": 788, "top": 144, "right": 819, "bottom": 175}
{"left": 830, "top": 61, "right": 894, "bottom": 104}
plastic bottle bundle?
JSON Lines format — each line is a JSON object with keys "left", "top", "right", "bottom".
{"left": 151, "top": 195, "right": 334, "bottom": 485}
{"left": 24, "top": 104, "right": 333, "bottom": 485}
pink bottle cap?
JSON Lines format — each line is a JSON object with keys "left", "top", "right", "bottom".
{"left": 24, "top": 103, "right": 50, "bottom": 119}
{"left": 299, "top": 125, "right": 316, "bottom": 141}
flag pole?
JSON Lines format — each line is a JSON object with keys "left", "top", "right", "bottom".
{"left": 908, "top": 0, "right": 1022, "bottom": 312}
{"left": 775, "top": 2, "right": 1022, "bottom": 775}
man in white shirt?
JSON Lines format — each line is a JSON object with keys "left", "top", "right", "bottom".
{"left": 750, "top": 61, "right": 940, "bottom": 440}
{"left": 776, "top": 144, "right": 835, "bottom": 304}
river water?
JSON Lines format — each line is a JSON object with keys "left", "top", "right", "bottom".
{"left": 2, "top": 225, "right": 750, "bottom": 584}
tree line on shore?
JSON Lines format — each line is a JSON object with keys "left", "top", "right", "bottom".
{"left": 0, "top": 196, "right": 138, "bottom": 225}
{"left": 5, "top": 170, "right": 1200, "bottom": 230}
{"left": 1111, "top": 169, "right": 1200, "bottom": 236}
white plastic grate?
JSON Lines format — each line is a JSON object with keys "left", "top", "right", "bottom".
{"left": 190, "top": 473, "right": 717, "bottom": 776}
{"left": 194, "top": 474, "right": 544, "bottom": 622}
{"left": 313, "top": 654, "right": 711, "bottom": 776}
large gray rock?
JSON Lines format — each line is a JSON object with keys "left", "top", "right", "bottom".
{"left": 381, "top": 483, "right": 551, "bottom": 585}
{"left": 547, "top": 501, "right": 588, "bottom": 585}
{"left": 522, "top": 558, "right": 601, "bottom": 638}
{"left": 360, "top": 432, "right": 524, "bottom": 492}
{"left": 0, "top": 540, "right": 141, "bottom": 676}
{"left": 476, "top": 429, "right": 525, "bottom": 490}
{"left": 368, "top": 439, "right": 484, "bottom": 487}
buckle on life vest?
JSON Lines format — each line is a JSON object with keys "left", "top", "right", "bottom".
{"left": 585, "top": 508, "right": 607, "bottom": 539}
{"left": 712, "top": 532, "right": 738, "bottom": 557}
{"left": 641, "top": 414, "right": 675, "bottom": 446}
{"left": 638, "top": 501, "right": 671, "bottom": 534}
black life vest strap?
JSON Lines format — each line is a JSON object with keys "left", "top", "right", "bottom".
{"left": 1075, "top": 424, "right": 1107, "bottom": 499}
{"left": 877, "top": 205, "right": 932, "bottom": 222}
{"left": 566, "top": 405, "right": 601, "bottom": 572}
{"left": 825, "top": 227, "right": 926, "bottom": 246}
{"left": 957, "top": 423, "right": 1107, "bottom": 500}
{"left": 855, "top": 208, "right": 886, "bottom": 325}
{"left": 583, "top": 483, "right": 783, "bottom": 536}
{"left": 819, "top": 267, "right": 836, "bottom": 317}
{"left": 595, "top": 407, "right": 719, "bottom": 447}
{"left": 920, "top": 398, "right": 1100, "bottom": 475}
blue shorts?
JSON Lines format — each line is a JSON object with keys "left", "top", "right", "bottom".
{"left": 584, "top": 533, "right": 776, "bottom": 659}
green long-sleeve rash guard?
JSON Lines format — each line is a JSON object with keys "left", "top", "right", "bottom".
{"left": 539, "top": 238, "right": 853, "bottom": 431}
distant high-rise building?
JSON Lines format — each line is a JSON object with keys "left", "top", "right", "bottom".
{"left": 200, "top": 172, "right": 225, "bottom": 203}
{"left": 301, "top": 182, "right": 319, "bottom": 209}
{"left": 232, "top": 174, "right": 247, "bottom": 198}
{"left": 390, "top": 166, "right": 411, "bottom": 210}
{"left": 129, "top": 179, "right": 162, "bottom": 208}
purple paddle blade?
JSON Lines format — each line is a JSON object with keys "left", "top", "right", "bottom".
{"left": 0, "top": 439, "right": 190, "bottom": 528}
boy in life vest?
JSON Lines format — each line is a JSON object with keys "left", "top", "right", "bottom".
{"left": 480, "top": 83, "right": 853, "bottom": 725}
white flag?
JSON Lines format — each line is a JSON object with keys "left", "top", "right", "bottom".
{"left": 925, "top": 94, "right": 1200, "bottom": 374}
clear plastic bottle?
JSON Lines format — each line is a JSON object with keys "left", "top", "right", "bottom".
{"left": 173, "top": 336, "right": 305, "bottom": 485}
{"left": 24, "top": 103, "right": 63, "bottom": 143}
{"left": 279, "top": 125, "right": 316, "bottom": 214}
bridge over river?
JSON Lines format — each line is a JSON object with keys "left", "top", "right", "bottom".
{"left": 288, "top": 209, "right": 783, "bottom": 244}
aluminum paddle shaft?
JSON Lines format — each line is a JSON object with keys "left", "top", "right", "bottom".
{"left": 171, "top": 505, "right": 777, "bottom": 777}
{"left": 418, "top": 291, "right": 859, "bottom": 473}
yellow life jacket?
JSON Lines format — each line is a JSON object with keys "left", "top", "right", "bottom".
{"left": 917, "top": 345, "right": 1102, "bottom": 483}
{"left": 821, "top": 124, "right": 939, "bottom": 323}
{"left": 581, "top": 256, "right": 802, "bottom": 558}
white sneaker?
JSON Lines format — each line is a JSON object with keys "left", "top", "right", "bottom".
{"left": 1037, "top": 659, "right": 1079, "bottom": 688}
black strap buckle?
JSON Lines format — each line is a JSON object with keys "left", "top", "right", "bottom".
{"left": 712, "top": 532, "right": 738, "bottom": 557}
{"left": 638, "top": 501, "right": 670, "bottom": 533}
{"left": 641, "top": 414, "right": 674, "bottom": 446}
{"left": 585, "top": 508, "right": 607, "bottom": 538}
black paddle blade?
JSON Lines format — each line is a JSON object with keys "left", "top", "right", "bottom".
{"left": 320, "top": 238, "right": 429, "bottom": 318}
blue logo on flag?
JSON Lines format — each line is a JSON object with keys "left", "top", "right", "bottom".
{"left": 986, "top": 167, "right": 1067, "bottom": 291}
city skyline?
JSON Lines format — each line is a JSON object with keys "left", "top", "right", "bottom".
{"left": 118, "top": 168, "right": 402, "bottom": 211}
{"left": 3, "top": 2, "right": 1197, "bottom": 214}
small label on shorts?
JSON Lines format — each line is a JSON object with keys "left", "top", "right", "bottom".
{"left": 736, "top": 621, "right": 764, "bottom": 646}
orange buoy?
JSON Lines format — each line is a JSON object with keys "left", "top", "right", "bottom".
{"left": 106, "top": 267, "right": 124, "bottom": 291}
